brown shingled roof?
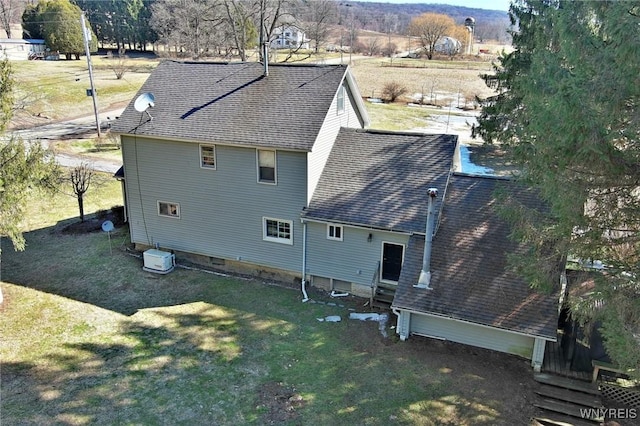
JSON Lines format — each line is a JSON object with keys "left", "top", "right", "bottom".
{"left": 303, "top": 128, "right": 457, "bottom": 233}
{"left": 393, "top": 174, "right": 559, "bottom": 339}
{"left": 112, "top": 61, "right": 361, "bottom": 151}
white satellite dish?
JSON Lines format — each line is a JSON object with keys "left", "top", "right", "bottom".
{"left": 134, "top": 92, "right": 155, "bottom": 112}
{"left": 101, "top": 220, "right": 114, "bottom": 232}
{"left": 102, "top": 220, "right": 114, "bottom": 254}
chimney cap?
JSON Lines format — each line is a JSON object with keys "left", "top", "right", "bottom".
{"left": 427, "top": 188, "right": 438, "bottom": 197}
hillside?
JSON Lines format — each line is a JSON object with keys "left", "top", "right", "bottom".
{"left": 338, "top": 1, "right": 511, "bottom": 43}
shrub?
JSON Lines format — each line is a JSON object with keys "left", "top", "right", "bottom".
{"left": 381, "top": 81, "right": 408, "bottom": 103}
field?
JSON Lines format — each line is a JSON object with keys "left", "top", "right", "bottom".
{"left": 10, "top": 57, "right": 157, "bottom": 128}
{"left": 9, "top": 51, "right": 498, "bottom": 129}
{"left": 10, "top": 50, "right": 511, "bottom": 173}
{"left": 0, "top": 177, "right": 543, "bottom": 425}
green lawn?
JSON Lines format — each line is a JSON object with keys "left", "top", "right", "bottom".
{"left": 2, "top": 53, "right": 535, "bottom": 425}
{"left": 0, "top": 171, "right": 538, "bottom": 426}
{"left": 11, "top": 57, "right": 156, "bottom": 123}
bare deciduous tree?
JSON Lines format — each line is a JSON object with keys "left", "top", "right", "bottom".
{"left": 222, "top": 0, "right": 257, "bottom": 61}
{"left": 365, "top": 36, "right": 380, "bottom": 56}
{"left": 408, "top": 13, "right": 456, "bottom": 60}
{"left": 106, "top": 48, "right": 130, "bottom": 80}
{"left": 301, "top": 0, "right": 337, "bottom": 53}
{"left": 0, "top": 0, "right": 26, "bottom": 39}
{"left": 70, "top": 163, "right": 94, "bottom": 223}
{"left": 257, "top": 0, "right": 295, "bottom": 62}
{"left": 383, "top": 13, "right": 397, "bottom": 59}
{"left": 150, "top": 0, "right": 225, "bottom": 59}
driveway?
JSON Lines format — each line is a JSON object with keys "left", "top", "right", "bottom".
{"left": 9, "top": 108, "right": 126, "bottom": 174}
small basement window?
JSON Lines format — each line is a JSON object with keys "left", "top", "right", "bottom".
{"left": 158, "top": 201, "right": 180, "bottom": 218}
{"left": 200, "top": 144, "right": 216, "bottom": 169}
{"left": 327, "top": 224, "right": 343, "bottom": 241}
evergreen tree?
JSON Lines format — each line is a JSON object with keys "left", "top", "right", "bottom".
{"left": 475, "top": 0, "right": 640, "bottom": 375}
{"left": 25, "top": 0, "right": 97, "bottom": 60}
{"left": 0, "top": 58, "right": 59, "bottom": 253}
{"left": 0, "top": 56, "right": 13, "bottom": 131}
{"left": 21, "top": 2, "right": 44, "bottom": 39}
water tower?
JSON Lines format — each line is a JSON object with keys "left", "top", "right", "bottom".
{"left": 464, "top": 17, "right": 475, "bottom": 55}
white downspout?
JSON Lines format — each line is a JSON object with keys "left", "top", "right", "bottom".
{"left": 301, "top": 220, "right": 309, "bottom": 302}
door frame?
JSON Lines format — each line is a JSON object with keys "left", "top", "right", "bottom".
{"left": 380, "top": 241, "right": 405, "bottom": 284}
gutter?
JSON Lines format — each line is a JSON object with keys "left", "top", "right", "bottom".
{"left": 300, "top": 216, "right": 413, "bottom": 236}
{"left": 391, "top": 306, "right": 557, "bottom": 342}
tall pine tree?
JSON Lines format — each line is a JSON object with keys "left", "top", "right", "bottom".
{"left": 475, "top": 0, "right": 640, "bottom": 375}
{"left": 0, "top": 58, "right": 59, "bottom": 254}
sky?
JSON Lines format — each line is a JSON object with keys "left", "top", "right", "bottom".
{"left": 361, "top": 0, "right": 512, "bottom": 12}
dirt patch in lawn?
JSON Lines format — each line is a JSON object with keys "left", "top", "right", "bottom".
{"left": 60, "top": 206, "right": 126, "bottom": 234}
{"left": 256, "top": 381, "right": 306, "bottom": 424}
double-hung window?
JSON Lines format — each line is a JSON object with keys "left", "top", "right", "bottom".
{"left": 263, "top": 218, "right": 292, "bottom": 244}
{"left": 200, "top": 144, "right": 216, "bottom": 169}
{"left": 257, "top": 149, "right": 276, "bottom": 184}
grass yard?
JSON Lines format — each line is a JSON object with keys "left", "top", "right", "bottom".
{"left": 2, "top": 48, "right": 529, "bottom": 423}
{"left": 0, "top": 171, "right": 540, "bottom": 425}
{"left": 10, "top": 57, "right": 156, "bottom": 127}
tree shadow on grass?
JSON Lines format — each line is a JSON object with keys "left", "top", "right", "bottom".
{"left": 2, "top": 306, "right": 527, "bottom": 425}
{"left": 2, "top": 224, "right": 539, "bottom": 425}
{"left": 2, "top": 307, "right": 264, "bottom": 425}
{"left": 2, "top": 225, "right": 260, "bottom": 316}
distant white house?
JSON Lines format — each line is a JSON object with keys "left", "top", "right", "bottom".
{"left": 270, "top": 25, "right": 310, "bottom": 50}
{"left": 0, "top": 38, "right": 46, "bottom": 60}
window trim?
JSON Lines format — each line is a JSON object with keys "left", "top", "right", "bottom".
{"left": 256, "top": 149, "right": 277, "bottom": 185}
{"left": 327, "top": 224, "right": 343, "bottom": 241}
{"left": 263, "top": 217, "right": 293, "bottom": 245}
{"left": 337, "top": 86, "right": 345, "bottom": 114}
{"left": 158, "top": 201, "right": 180, "bottom": 219}
{"left": 199, "top": 144, "right": 216, "bottom": 170}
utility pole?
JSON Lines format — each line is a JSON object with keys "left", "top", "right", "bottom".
{"left": 81, "top": 13, "right": 101, "bottom": 137}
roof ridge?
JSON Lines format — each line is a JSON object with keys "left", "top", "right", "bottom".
{"left": 351, "top": 128, "right": 455, "bottom": 138}
{"left": 164, "top": 60, "right": 345, "bottom": 69}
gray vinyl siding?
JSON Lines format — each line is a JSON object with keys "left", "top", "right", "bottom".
{"left": 408, "top": 312, "right": 535, "bottom": 359}
{"left": 122, "top": 136, "right": 306, "bottom": 273}
{"left": 307, "top": 82, "right": 365, "bottom": 204}
{"left": 305, "top": 221, "right": 410, "bottom": 286}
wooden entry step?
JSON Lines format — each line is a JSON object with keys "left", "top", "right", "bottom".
{"left": 371, "top": 285, "right": 395, "bottom": 309}
{"left": 533, "top": 373, "right": 603, "bottom": 425}
{"left": 534, "top": 373, "right": 600, "bottom": 395}
{"left": 536, "top": 385, "right": 603, "bottom": 409}
{"left": 532, "top": 414, "right": 601, "bottom": 426}
{"left": 533, "top": 399, "right": 603, "bottom": 423}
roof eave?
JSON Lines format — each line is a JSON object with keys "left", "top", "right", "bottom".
{"left": 390, "top": 306, "right": 558, "bottom": 341}
{"left": 345, "top": 67, "right": 371, "bottom": 128}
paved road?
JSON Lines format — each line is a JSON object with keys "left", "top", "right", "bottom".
{"left": 9, "top": 108, "right": 126, "bottom": 174}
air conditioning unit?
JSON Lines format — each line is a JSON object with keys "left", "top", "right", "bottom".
{"left": 143, "top": 249, "right": 175, "bottom": 274}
